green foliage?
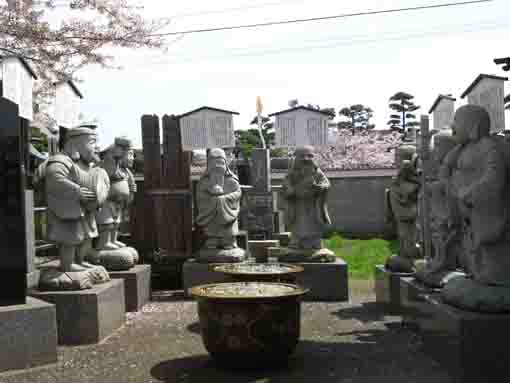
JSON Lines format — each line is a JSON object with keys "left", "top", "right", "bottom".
{"left": 387, "top": 91, "right": 421, "bottom": 133}
{"left": 235, "top": 116, "right": 286, "bottom": 159}
{"left": 31, "top": 126, "right": 49, "bottom": 153}
{"left": 337, "top": 104, "right": 375, "bottom": 133}
{"left": 323, "top": 233, "right": 399, "bottom": 279}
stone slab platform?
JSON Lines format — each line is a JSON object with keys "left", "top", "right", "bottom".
{"left": 31, "top": 279, "right": 126, "bottom": 345}
{"left": 405, "top": 290, "right": 510, "bottom": 383}
{"left": 109, "top": 264, "right": 151, "bottom": 312}
{"left": 294, "top": 259, "right": 349, "bottom": 302}
{"left": 400, "top": 277, "right": 441, "bottom": 328}
{"left": 182, "top": 260, "right": 230, "bottom": 296}
{"left": 0, "top": 297, "right": 58, "bottom": 373}
{"left": 374, "top": 265, "right": 414, "bottom": 315}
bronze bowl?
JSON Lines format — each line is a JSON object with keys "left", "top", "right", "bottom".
{"left": 190, "top": 282, "right": 308, "bottom": 367}
{"left": 213, "top": 263, "right": 304, "bottom": 284}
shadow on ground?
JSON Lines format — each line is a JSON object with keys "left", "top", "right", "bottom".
{"left": 331, "top": 301, "right": 394, "bottom": 323}
{"left": 151, "top": 335, "right": 451, "bottom": 383}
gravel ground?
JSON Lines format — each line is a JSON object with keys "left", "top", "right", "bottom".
{"left": 0, "top": 281, "right": 452, "bottom": 383}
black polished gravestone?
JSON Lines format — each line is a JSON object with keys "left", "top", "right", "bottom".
{"left": 0, "top": 97, "right": 27, "bottom": 305}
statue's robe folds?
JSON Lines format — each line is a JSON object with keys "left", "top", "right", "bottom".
{"left": 283, "top": 168, "right": 331, "bottom": 249}
{"left": 44, "top": 154, "right": 110, "bottom": 246}
{"left": 196, "top": 175, "right": 242, "bottom": 245}
{"left": 96, "top": 168, "right": 130, "bottom": 229}
{"left": 445, "top": 137, "right": 510, "bottom": 286}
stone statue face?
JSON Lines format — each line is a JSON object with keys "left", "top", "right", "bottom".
{"left": 294, "top": 146, "right": 317, "bottom": 171}
{"left": 453, "top": 105, "right": 490, "bottom": 145}
{"left": 395, "top": 145, "right": 416, "bottom": 169}
{"left": 207, "top": 149, "right": 227, "bottom": 175}
{"left": 120, "top": 149, "right": 134, "bottom": 169}
{"left": 432, "top": 133, "right": 455, "bottom": 164}
{"left": 71, "top": 134, "right": 100, "bottom": 163}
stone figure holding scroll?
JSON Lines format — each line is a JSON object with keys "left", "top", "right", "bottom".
{"left": 279, "top": 146, "right": 335, "bottom": 263}
{"left": 88, "top": 137, "right": 139, "bottom": 270}
{"left": 36, "top": 124, "right": 110, "bottom": 290}
{"left": 195, "top": 148, "right": 245, "bottom": 263}
{"left": 440, "top": 105, "right": 510, "bottom": 312}
{"left": 385, "top": 144, "right": 421, "bottom": 273}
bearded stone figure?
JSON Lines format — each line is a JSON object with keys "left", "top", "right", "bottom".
{"left": 36, "top": 124, "right": 110, "bottom": 290}
{"left": 87, "top": 137, "right": 139, "bottom": 270}
{"left": 415, "top": 129, "right": 464, "bottom": 287}
{"left": 195, "top": 148, "right": 245, "bottom": 263}
{"left": 279, "top": 146, "right": 335, "bottom": 263}
{"left": 441, "top": 105, "right": 510, "bottom": 312}
{"left": 385, "top": 144, "right": 421, "bottom": 273}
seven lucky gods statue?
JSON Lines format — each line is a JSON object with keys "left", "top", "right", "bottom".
{"left": 35, "top": 123, "right": 110, "bottom": 290}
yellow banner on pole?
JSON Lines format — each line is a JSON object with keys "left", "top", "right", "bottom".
{"left": 256, "top": 96, "right": 263, "bottom": 114}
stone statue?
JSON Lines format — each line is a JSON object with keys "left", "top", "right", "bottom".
{"left": 440, "top": 105, "right": 510, "bottom": 312}
{"left": 415, "top": 128, "right": 464, "bottom": 287}
{"left": 279, "top": 146, "right": 335, "bottom": 263}
{"left": 87, "top": 137, "right": 139, "bottom": 270}
{"left": 385, "top": 144, "right": 421, "bottom": 273}
{"left": 195, "top": 148, "right": 245, "bottom": 263}
{"left": 36, "top": 124, "right": 110, "bottom": 290}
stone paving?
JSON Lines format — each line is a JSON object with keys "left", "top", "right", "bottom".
{"left": 0, "top": 282, "right": 452, "bottom": 383}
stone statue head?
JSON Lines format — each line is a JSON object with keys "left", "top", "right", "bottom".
{"left": 115, "top": 137, "right": 134, "bottom": 169}
{"left": 394, "top": 144, "right": 417, "bottom": 169}
{"left": 207, "top": 148, "right": 229, "bottom": 175}
{"left": 431, "top": 128, "right": 456, "bottom": 164}
{"left": 452, "top": 104, "right": 491, "bottom": 145}
{"left": 293, "top": 146, "right": 318, "bottom": 172}
{"left": 64, "top": 124, "right": 100, "bottom": 164}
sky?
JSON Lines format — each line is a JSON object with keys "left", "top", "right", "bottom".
{"left": 69, "top": 0, "right": 510, "bottom": 149}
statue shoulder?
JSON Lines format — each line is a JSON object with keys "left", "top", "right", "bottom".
{"left": 47, "top": 154, "right": 74, "bottom": 169}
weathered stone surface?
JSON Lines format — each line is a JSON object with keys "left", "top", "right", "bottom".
{"left": 279, "top": 247, "right": 336, "bottom": 263}
{"left": 194, "top": 148, "right": 246, "bottom": 263}
{"left": 385, "top": 145, "right": 420, "bottom": 273}
{"left": 182, "top": 260, "right": 230, "bottom": 295}
{"left": 293, "top": 259, "right": 349, "bottom": 302}
{"left": 374, "top": 265, "right": 413, "bottom": 315}
{"left": 280, "top": 146, "right": 334, "bottom": 263}
{"left": 407, "top": 291, "right": 510, "bottom": 383}
{"left": 109, "top": 264, "right": 151, "bottom": 312}
{"left": 439, "top": 105, "right": 510, "bottom": 312}
{"left": 248, "top": 240, "right": 279, "bottom": 262}
{"left": 31, "top": 279, "right": 125, "bottom": 345}
{"left": 399, "top": 276, "right": 440, "bottom": 329}
{"left": 0, "top": 297, "right": 57, "bottom": 373}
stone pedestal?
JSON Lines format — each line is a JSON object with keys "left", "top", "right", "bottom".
{"left": 31, "top": 279, "right": 126, "bottom": 345}
{"left": 0, "top": 298, "right": 57, "bottom": 373}
{"left": 248, "top": 240, "right": 279, "bottom": 262}
{"left": 182, "top": 260, "right": 230, "bottom": 296}
{"left": 109, "top": 265, "right": 151, "bottom": 312}
{"left": 408, "top": 292, "right": 510, "bottom": 383}
{"left": 400, "top": 277, "right": 440, "bottom": 328}
{"left": 236, "top": 230, "right": 249, "bottom": 252}
{"left": 294, "top": 259, "right": 349, "bottom": 302}
{"left": 274, "top": 232, "right": 291, "bottom": 247}
{"left": 374, "top": 265, "right": 414, "bottom": 315}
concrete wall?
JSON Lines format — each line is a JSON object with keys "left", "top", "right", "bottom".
{"left": 271, "top": 169, "right": 396, "bottom": 237}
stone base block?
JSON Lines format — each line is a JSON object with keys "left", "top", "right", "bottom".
{"left": 109, "top": 265, "right": 151, "bottom": 312}
{"left": 31, "top": 279, "right": 126, "bottom": 345}
{"left": 294, "top": 259, "right": 349, "bottom": 302}
{"left": 374, "top": 265, "right": 413, "bottom": 315}
{"left": 248, "top": 240, "right": 279, "bottom": 262}
{"left": 400, "top": 277, "right": 440, "bottom": 328}
{"left": 411, "top": 292, "right": 510, "bottom": 383}
{"left": 182, "top": 260, "right": 231, "bottom": 296}
{"left": 0, "top": 298, "right": 57, "bottom": 373}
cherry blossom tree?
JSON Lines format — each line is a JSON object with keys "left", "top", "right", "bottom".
{"left": 315, "top": 129, "right": 403, "bottom": 170}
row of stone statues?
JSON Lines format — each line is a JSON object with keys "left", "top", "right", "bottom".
{"left": 387, "top": 104, "right": 510, "bottom": 312}
{"left": 194, "top": 145, "right": 334, "bottom": 263}
{"left": 35, "top": 124, "right": 139, "bottom": 291}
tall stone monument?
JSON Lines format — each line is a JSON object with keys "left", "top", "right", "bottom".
{"left": 0, "top": 57, "right": 58, "bottom": 371}
{"left": 194, "top": 148, "right": 245, "bottom": 263}
{"left": 278, "top": 146, "right": 335, "bottom": 263}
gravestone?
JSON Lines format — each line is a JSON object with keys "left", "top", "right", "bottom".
{"left": 461, "top": 74, "right": 507, "bottom": 134}
{"left": 0, "top": 58, "right": 58, "bottom": 372}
